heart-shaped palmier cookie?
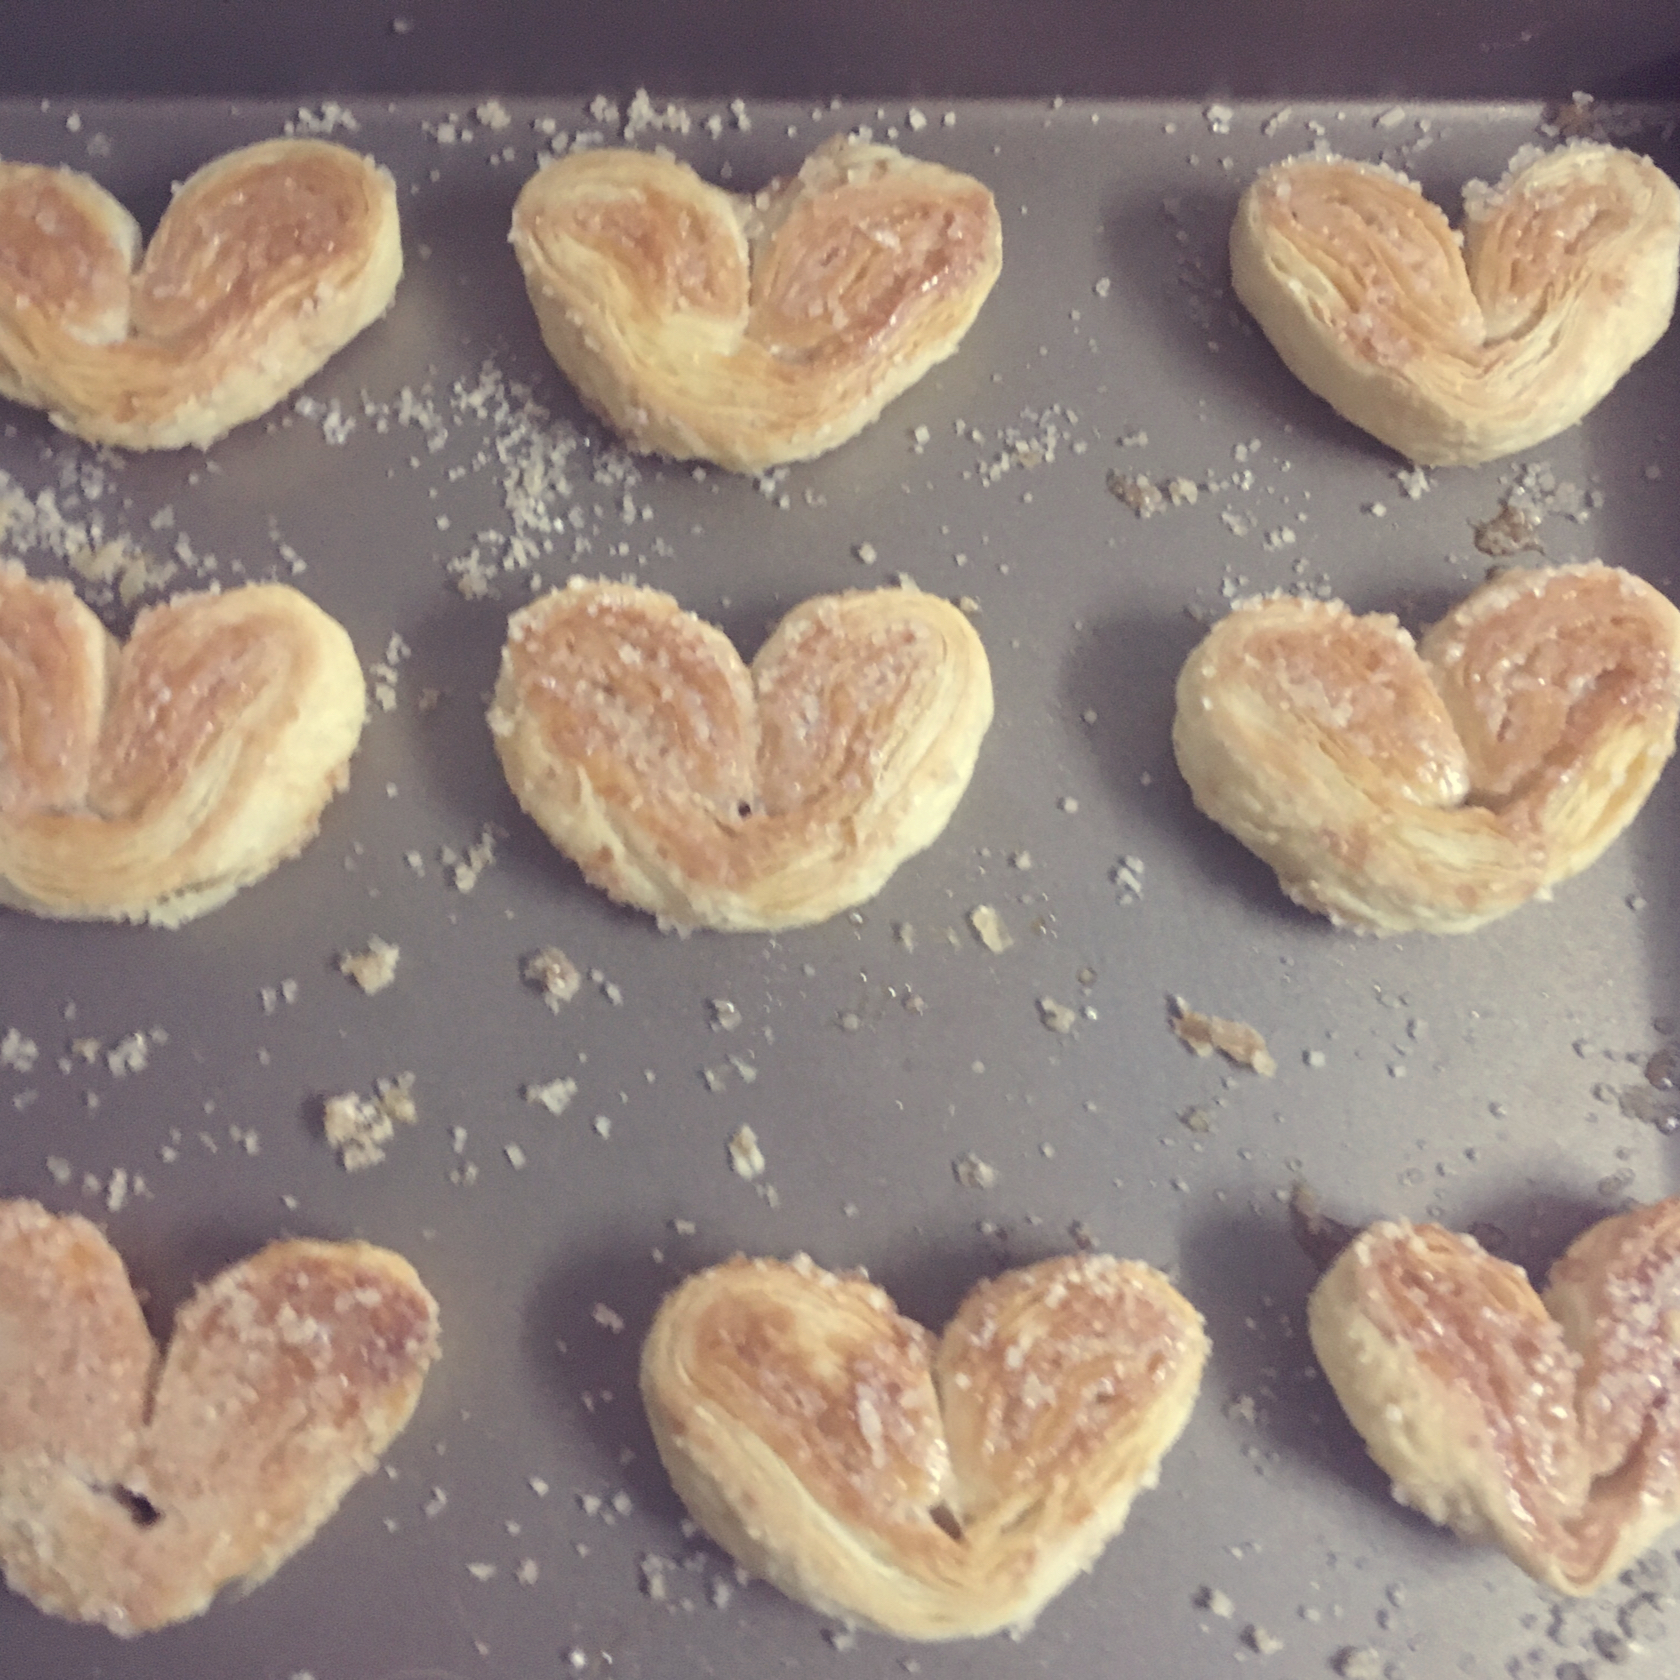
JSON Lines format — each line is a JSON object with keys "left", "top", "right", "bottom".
{"left": 1310, "top": 1198, "right": 1680, "bottom": 1594}
{"left": 0, "top": 563, "right": 367, "bottom": 926}
{"left": 1231, "top": 144, "right": 1680, "bottom": 466}
{"left": 0, "top": 138, "right": 401, "bottom": 449}
{"left": 641, "top": 1252, "right": 1207, "bottom": 1640}
{"left": 509, "top": 136, "right": 1002, "bottom": 472}
{"left": 1172, "top": 561, "right": 1680, "bottom": 934}
{"left": 488, "top": 578, "right": 993, "bottom": 930}
{"left": 0, "top": 1199, "right": 439, "bottom": 1634}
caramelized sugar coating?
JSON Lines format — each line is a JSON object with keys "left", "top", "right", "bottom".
{"left": 1172, "top": 562, "right": 1680, "bottom": 933}
{"left": 510, "top": 137, "right": 1003, "bottom": 472}
{"left": 1231, "top": 144, "right": 1680, "bottom": 466}
{"left": 489, "top": 578, "right": 993, "bottom": 931}
{"left": 640, "top": 1252, "right": 1207, "bottom": 1640}
{"left": 0, "top": 563, "right": 367, "bottom": 926}
{"left": 0, "top": 138, "right": 401, "bottom": 449}
{"left": 0, "top": 1199, "right": 439, "bottom": 1634}
{"left": 1309, "top": 1200, "right": 1680, "bottom": 1594}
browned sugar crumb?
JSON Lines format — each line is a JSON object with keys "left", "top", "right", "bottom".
{"left": 968, "top": 905, "right": 1013, "bottom": 953}
{"left": 1473, "top": 500, "right": 1545, "bottom": 558}
{"left": 1170, "top": 997, "right": 1276, "bottom": 1076}
{"left": 338, "top": 936, "right": 401, "bottom": 994}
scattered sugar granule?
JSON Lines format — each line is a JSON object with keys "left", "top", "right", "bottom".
{"left": 710, "top": 998, "right": 742, "bottom": 1032}
{"left": 525, "top": 1077, "right": 578, "bottom": 1116}
{"left": 1, "top": 1028, "right": 39, "bottom": 1074}
{"left": 592, "top": 1303, "right": 625, "bottom": 1333}
{"left": 1198, "top": 1586, "right": 1235, "bottom": 1617}
{"left": 855, "top": 540, "right": 878, "bottom": 565}
{"left": 728, "top": 1125, "right": 766, "bottom": 1181}
{"left": 953, "top": 1152, "right": 999, "bottom": 1190}
{"left": 1244, "top": 1624, "right": 1283, "bottom": 1656}
{"left": 1114, "top": 855, "right": 1146, "bottom": 903}
{"left": 968, "top": 905, "right": 1014, "bottom": 953}
{"left": 443, "top": 825, "right": 500, "bottom": 891}
{"left": 1334, "top": 1650, "right": 1384, "bottom": 1680}
{"left": 504, "top": 1143, "right": 528, "bottom": 1171}
{"left": 516, "top": 1558, "right": 540, "bottom": 1586}
{"left": 524, "top": 947, "right": 582, "bottom": 1011}
{"left": 467, "top": 1562, "right": 498, "bottom": 1583}
{"left": 106, "top": 1033, "right": 151, "bottom": 1077}
{"left": 1038, "top": 998, "right": 1078, "bottom": 1034}
{"left": 323, "top": 1073, "right": 418, "bottom": 1171}
{"left": 338, "top": 936, "right": 401, "bottom": 994}
{"left": 1169, "top": 997, "right": 1276, "bottom": 1076}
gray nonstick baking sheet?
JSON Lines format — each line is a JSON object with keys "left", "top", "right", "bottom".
{"left": 3, "top": 93, "right": 1680, "bottom": 1680}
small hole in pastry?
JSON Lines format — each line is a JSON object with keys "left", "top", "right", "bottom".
{"left": 927, "top": 1503, "right": 963, "bottom": 1541}
{"left": 96, "top": 1483, "right": 164, "bottom": 1527}
{"left": 737, "top": 800, "right": 754, "bottom": 819}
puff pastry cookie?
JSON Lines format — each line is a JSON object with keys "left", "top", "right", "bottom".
{"left": 0, "top": 564, "right": 367, "bottom": 926}
{"left": 509, "top": 136, "right": 1003, "bottom": 472}
{"left": 0, "top": 1199, "right": 439, "bottom": 1634}
{"left": 489, "top": 578, "right": 993, "bottom": 930}
{"left": 1231, "top": 144, "right": 1680, "bottom": 466}
{"left": 1172, "top": 562, "right": 1680, "bottom": 933}
{"left": 641, "top": 1252, "right": 1208, "bottom": 1640}
{"left": 0, "top": 138, "right": 401, "bottom": 449}
{"left": 1310, "top": 1199, "right": 1680, "bottom": 1595}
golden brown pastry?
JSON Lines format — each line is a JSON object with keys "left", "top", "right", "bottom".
{"left": 0, "top": 138, "right": 401, "bottom": 449}
{"left": 1230, "top": 144, "right": 1680, "bottom": 465}
{"left": 641, "top": 1251, "right": 1208, "bottom": 1640}
{"left": 1309, "top": 1199, "right": 1680, "bottom": 1595}
{"left": 1172, "top": 562, "right": 1680, "bottom": 933}
{"left": 489, "top": 578, "right": 993, "bottom": 930}
{"left": 0, "top": 564, "right": 367, "bottom": 926}
{"left": 509, "top": 136, "right": 1003, "bottom": 472}
{"left": 0, "top": 1198, "right": 439, "bottom": 1634}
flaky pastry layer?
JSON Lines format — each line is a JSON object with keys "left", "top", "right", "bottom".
{"left": 489, "top": 578, "right": 993, "bottom": 930}
{"left": 1231, "top": 143, "right": 1680, "bottom": 465}
{"left": 1172, "top": 562, "right": 1680, "bottom": 933}
{"left": 1309, "top": 1200, "right": 1680, "bottom": 1594}
{"left": 0, "top": 138, "right": 401, "bottom": 449}
{"left": 0, "top": 564, "right": 367, "bottom": 925}
{"left": 510, "top": 137, "right": 1002, "bottom": 471}
{"left": 0, "top": 1198, "right": 439, "bottom": 1633}
{"left": 641, "top": 1252, "right": 1208, "bottom": 1640}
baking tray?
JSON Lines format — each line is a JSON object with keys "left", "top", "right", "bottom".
{"left": 2, "top": 93, "right": 1679, "bottom": 1680}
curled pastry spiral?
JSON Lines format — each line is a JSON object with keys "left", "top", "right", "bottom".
{"left": 1172, "top": 562, "right": 1680, "bottom": 933}
{"left": 0, "top": 565, "right": 367, "bottom": 925}
{"left": 0, "top": 1199, "right": 439, "bottom": 1633}
{"left": 1231, "top": 144, "right": 1680, "bottom": 465}
{"left": 1310, "top": 1198, "right": 1680, "bottom": 1594}
{"left": 0, "top": 138, "right": 401, "bottom": 449}
{"left": 489, "top": 578, "right": 993, "bottom": 931}
{"left": 510, "top": 137, "right": 1003, "bottom": 472}
{"left": 641, "top": 1252, "right": 1208, "bottom": 1640}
